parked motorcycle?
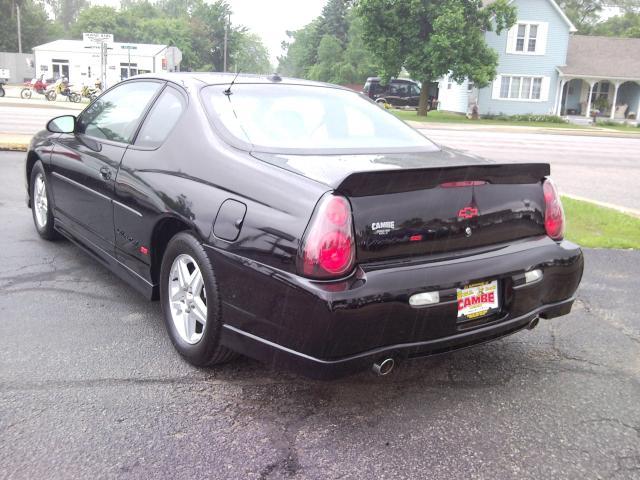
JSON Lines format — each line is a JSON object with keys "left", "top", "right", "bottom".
{"left": 0, "top": 68, "right": 8, "bottom": 97}
{"left": 21, "top": 77, "right": 50, "bottom": 99}
{"left": 45, "top": 78, "right": 81, "bottom": 103}
{"left": 80, "top": 80, "right": 102, "bottom": 102}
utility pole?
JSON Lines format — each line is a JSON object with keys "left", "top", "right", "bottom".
{"left": 223, "top": 13, "right": 230, "bottom": 72}
{"left": 16, "top": 4, "right": 22, "bottom": 54}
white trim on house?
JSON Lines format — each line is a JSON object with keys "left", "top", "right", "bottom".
{"left": 505, "top": 21, "right": 549, "bottom": 55}
{"left": 491, "top": 74, "right": 551, "bottom": 102}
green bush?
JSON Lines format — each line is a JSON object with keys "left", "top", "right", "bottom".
{"left": 482, "top": 113, "right": 567, "bottom": 123}
{"left": 596, "top": 119, "right": 619, "bottom": 127}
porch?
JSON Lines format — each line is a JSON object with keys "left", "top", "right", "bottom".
{"left": 554, "top": 76, "right": 640, "bottom": 122}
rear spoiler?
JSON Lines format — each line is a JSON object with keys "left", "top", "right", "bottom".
{"left": 336, "top": 163, "right": 550, "bottom": 197}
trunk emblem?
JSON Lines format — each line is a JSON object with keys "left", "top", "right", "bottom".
{"left": 465, "top": 227, "right": 472, "bottom": 237}
{"left": 458, "top": 206, "right": 479, "bottom": 219}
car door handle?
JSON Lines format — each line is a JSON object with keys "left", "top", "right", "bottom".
{"left": 99, "top": 166, "right": 112, "bottom": 180}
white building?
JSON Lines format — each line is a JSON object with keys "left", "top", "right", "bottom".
{"left": 32, "top": 38, "right": 182, "bottom": 88}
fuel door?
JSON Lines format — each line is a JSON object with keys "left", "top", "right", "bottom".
{"left": 213, "top": 199, "right": 247, "bottom": 242}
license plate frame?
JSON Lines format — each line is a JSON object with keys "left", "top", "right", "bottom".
{"left": 456, "top": 280, "right": 500, "bottom": 321}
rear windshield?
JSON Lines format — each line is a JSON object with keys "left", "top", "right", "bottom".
{"left": 200, "top": 84, "right": 433, "bottom": 152}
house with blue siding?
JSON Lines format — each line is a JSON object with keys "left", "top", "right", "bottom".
{"left": 437, "top": 0, "right": 640, "bottom": 122}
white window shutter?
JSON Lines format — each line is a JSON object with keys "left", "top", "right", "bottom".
{"left": 536, "top": 22, "right": 548, "bottom": 55}
{"left": 505, "top": 26, "right": 516, "bottom": 53}
{"left": 492, "top": 76, "right": 502, "bottom": 99}
{"left": 540, "top": 77, "right": 551, "bottom": 101}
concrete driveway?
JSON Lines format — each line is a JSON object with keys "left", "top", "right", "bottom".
{"left": 1, "top": 151, "right": 639, "bottom": 479}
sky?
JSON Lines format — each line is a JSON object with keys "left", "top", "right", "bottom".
{"left": 91, "top": 0, "right": 328, "bottom": 63}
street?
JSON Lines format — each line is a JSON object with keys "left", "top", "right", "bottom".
{"left": 1, "top": 150, "right": 640, "bottom": 479}
{"left": 419, "top": 127, "right": 640, "bottom": 214}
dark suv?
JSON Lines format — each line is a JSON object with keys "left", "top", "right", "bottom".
{"left": 363, "top": 77, "right": 421, "bottom": 107}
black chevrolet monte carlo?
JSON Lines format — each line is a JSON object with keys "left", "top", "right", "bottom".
{"left": 25, "top": 73, "right": 583, "bottom": 379}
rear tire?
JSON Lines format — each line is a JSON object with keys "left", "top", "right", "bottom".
{"left": 71, "top": 93, "right": 81, "bottom": 103}
{"left": 45, "top": 91, "right": 56, "bottom": 101}
{"left": 160, "top": 231, "right": 237, "bottom": 367}
{"left": 30, "top": 161, "right": 59, "bottom": 240}
{"left": 0, "top": 86, "right": 5, "bottom": 97}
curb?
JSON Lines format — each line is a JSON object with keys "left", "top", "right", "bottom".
{"left": 408, "top": 121, "right": 640, "bottom": 139}
{"left": 0, "top": 143, "right": 28, "bottom": 152}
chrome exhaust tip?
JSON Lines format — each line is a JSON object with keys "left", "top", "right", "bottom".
{"left": 372, "top": 358, "right": 395, "bottom": 376}
{"left": 527, "top": 317, "right": 540, "bottom": 330}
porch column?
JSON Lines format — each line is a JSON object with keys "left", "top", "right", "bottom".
{"left": 555, "top": 78, "right": 566, "bottom": 116}
{"left": 585, "top": 81, "right": 595, "bottom": 118}
{"left": 610, "top": 81, "right": 621, "bottom": 120}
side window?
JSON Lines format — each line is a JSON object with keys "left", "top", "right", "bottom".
{"left": 135, "top": 86, "right": 186, "bottom": 148}
{"left": 77, "top": 81, "right": 162, "bottom": 143}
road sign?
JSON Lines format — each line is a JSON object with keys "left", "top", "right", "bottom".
{"left": 121, "top": 45, "right": 137, "bottom": 50}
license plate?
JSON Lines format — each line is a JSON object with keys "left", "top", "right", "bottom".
{"left": 457, "top": 280, "right": 499, "bottom": 320}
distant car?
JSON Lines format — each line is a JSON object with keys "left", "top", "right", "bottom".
{"left": 25, "top": 73, "right": 583, "bottom": 379}
{"left": 363, "top": 77, "right": 422, "bottom": 107}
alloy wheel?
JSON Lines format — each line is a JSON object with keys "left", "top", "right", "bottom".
{"left": 168, "top": 254, "right": 207, "bottom": 344}
{"left": 33, "top": 173, "right": 48, "bottom": 228}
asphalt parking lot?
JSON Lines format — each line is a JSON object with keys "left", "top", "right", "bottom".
{"left": 1, "top": 151, "right": 639, "bottom": 479}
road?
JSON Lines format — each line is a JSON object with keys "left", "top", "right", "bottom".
{"left": 0, "top": 103, "right": 81, "bottom": 136}
{"left": 1, "top": 151, "right": 639, "bottom": 479}
{"left": 419, "top": 127, "right": 640, "bottom": 213}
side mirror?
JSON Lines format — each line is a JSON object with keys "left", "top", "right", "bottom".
{"left": 47, "top": 115, "right": 76, "bottom": 134}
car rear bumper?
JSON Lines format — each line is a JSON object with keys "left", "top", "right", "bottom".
{"left": 208, "top": 236, "right": 583, "bottom": 379}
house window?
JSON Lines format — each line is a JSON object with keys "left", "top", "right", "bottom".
{"left": 467, "top": 81, "right": 474, "bottom": 92}
{"left": 512, "top": 23, "right": 542, "bottom": 54}
{"left": 499, "top": 76, "right": 544, "bottom": 100}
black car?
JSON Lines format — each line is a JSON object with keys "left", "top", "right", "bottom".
{"left": 363, "top": 77, "right": 422, "bottom": 107}
{"left": 25, "top": 73, "right": 583, "bottom": 379}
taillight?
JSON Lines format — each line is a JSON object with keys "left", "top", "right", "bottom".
{"left": 298, "top": 194, "right": 355, "bottom": 279}
{"left": 543, "top": 178, "right": 565, "bottom": 240}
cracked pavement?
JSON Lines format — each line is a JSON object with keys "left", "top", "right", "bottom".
{"left": 1, "top": 151, "right": 639, "bottom": 479}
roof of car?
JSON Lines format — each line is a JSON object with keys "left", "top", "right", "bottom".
{"left": 134, "top": 72, "right": 345, "bottom": 90}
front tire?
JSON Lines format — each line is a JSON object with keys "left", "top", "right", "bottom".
{"left": 30, "top": 161, "right": 59, "bottom": 240}
{"left": 160, "top": 232, "right": 236, "bottom": 366}
{"left": 21, "top": 88, "right": 32, "bottom": 99}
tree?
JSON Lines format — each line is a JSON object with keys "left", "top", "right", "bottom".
{"left": 231, "top": 33, "right": 272, "bottom": 73}
{"left": 278, "top": 8, "right": 379, "bottom": 84}
{"left": 48, "top": 0, "right": 88, "bottom": 34}
{"left": 357, "top": 0, "right": 516, "bottom": 116}
{"left": 556, "top": 0, "right": 605, "bottom": 32}
{"left": 591, "top": 11, "right": 640, "bottom": 37}
{"left": 0, "top": 0, "right": 58, "bottom": 52}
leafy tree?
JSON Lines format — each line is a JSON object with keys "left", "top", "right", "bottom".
{"left": 317, "top": 0, "right": 353, "bottom": 45}
{"left": 69, "top": 0, "right": 270, "bottom": 72}
{"left": 357, "top": 0, "right": 516, "bottom": 116}
{"left": 591, "top": 11, "right": 640, "bottom": 37}
{"left": 48, "top": 0, "right": 87, "bottom": 34}
{"left": 231, "top": 33, "right": 272, "bottom": 74}
{"left": 278, "top": 8, "right": 379, "bottom": 85}
{"left": 0, "top": 0, "right": 58, "bottom": 52}
{"left": 556, "top": 0, "right": 605, "bottom": 31}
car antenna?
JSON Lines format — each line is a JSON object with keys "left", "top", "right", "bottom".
{"left": 224, "top": 71, "right": 240, "bottom": 96}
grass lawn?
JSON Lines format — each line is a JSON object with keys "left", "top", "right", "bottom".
{"left": 392, "top": 109, "right": 582, "bottom": 129}
{"left": 563, "top": 196, "right": 640, "bottom": 249}
{"left": 393, "top": 109, "right": 640, "bottom": 134}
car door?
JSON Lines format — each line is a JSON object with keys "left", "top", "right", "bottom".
{"left": 49, "top": 80, "right": 164, "bottom": 256}
{"left": 112, "top": 84, "right": 188, "bottom": 281}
